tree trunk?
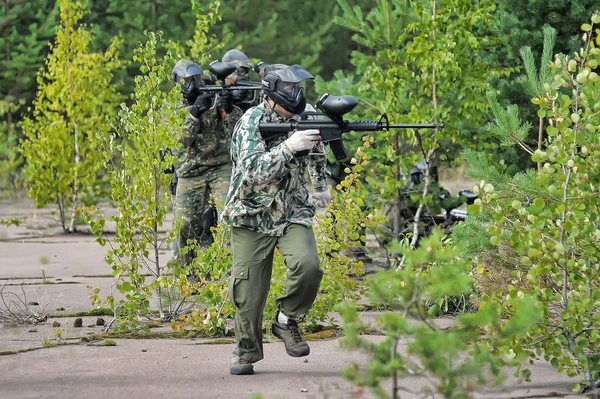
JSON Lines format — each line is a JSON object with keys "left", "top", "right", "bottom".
{"left": 69, "top": 123, "right": 80, "bottom": 233}
{"left": 154, "top": 166, "right": 164, "bottom": 319}
{"left": 537, "top": 116, "right": 543, "bottom": 172}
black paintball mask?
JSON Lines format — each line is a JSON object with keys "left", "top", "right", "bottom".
{"left": 410, "top": 160, "right": 439, "bottom": 186}
{"left": 262, "top": 64, "right": 314, "bottom": 115}
{"left": 171, "top": 59, "right": 204, "bottom": 104}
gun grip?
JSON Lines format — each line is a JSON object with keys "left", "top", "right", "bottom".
{"left": 329, "top": 139, "right": 348, "bottom": 161}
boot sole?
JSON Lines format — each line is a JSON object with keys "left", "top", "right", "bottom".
{"left": 230, "top": 365, "right": 254, "bottom": 375}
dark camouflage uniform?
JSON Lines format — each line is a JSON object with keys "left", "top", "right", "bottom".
{"left": 173, "top": 104, "right": 243, "bottom": 265}
{"left": 222, "top": 102, "right": 327, "bottom": 364}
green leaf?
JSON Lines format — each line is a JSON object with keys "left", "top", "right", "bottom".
{"left": 468, "top": 203, "right": 481, "bottom": 217}
{"left": 547, "top": 126, "right": 558, "bottom": 136}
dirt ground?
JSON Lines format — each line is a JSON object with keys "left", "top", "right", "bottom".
{"left": 0, "top": 197, "right": 590, "bottom": 399}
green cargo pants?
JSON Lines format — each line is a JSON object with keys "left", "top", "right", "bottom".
{"left": 229, "top": 224, "right": 324, "bottom": 363}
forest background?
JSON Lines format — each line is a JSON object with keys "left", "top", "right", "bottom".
{"left": 1, "top": 0, "right": 598, "bottom": 191}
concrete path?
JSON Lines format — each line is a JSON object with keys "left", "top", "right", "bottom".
{"left": 0, "top": 199, "right": 589, "bottom": 399}
{"left": 0, "top": 334, "right": 583, "bottom": 399}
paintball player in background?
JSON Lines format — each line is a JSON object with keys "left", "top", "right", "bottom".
{"left": 220, "top": 49, "right": 260, "bottom": 112}
{"left": 170, "top": 58, "right": 243, "bottom": 270}
{"left": 222, "top": 64, "right": 331, "bottom": 375}
{"left": 408, "top": 159, "right": 467, "bottom": 216}
{"left": 382, "top": 158, "right": 469, "bottom": 242}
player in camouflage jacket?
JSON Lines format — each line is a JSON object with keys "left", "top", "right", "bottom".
{"left": 222, "top": 64, "right": 332, "bottom": 375}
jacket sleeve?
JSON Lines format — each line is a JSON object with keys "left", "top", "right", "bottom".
{"left": 232, "top": 110, "right": 294, "bottom": 185}
{"left": 180, "top": 113, "right": 202, "bottom": 148}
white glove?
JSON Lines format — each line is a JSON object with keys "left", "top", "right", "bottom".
{"left": 311, "top": 190, "right": 332, "bottom": 208}
{"left": 284, "top": 129, "right": 320, "bottom": 155}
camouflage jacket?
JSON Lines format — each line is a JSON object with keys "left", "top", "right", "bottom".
{"left": 221, "top": 102, "right": 328, "bottom": 236}
{"left": 175, "top": 105, "right": 243, "bottom": 179}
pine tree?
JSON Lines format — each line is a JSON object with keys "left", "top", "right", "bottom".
{"left": 319, "top": 0, "right": 506, "bottom": 248}
{"left": 0, "top": 99, "right": 23, "bottom": 193}
{"left": 0, "top": 0, "right": 58, "bottom": 107}
{"left": 214, "top": 0, "right": 374, "bottom": 80}
{"left": 460, "top": 13, "right": 600, "bottom": 390}
{"left": 19, "top": 0, "right": 123, "bottom": 232}
{"left": 0, "top": 1, "right": 59, "bottom": 190}
{"left": 87, "top": 0, "right": 197, "bottom": 97}
{"left": 489, "top": 0, "right": 598, "bottom": 173}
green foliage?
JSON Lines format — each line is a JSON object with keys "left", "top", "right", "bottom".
{"left": 170, "top": 224, "right": 235, "bottom": 336}
{"left": 266, "top": 143, "right": 385, "bottom": 328}
{"left": 489, "top": 0, "right": 598, "bottom": 174}
{"left": 484, "top": 91, "right": 532, "bottom": 149}
{"left": 0, "top": 1, "right": 59, "bottom": 190}
{"left": 187, "top": 0, "right": 228, "bottom": 64}
{"left": 87, "top": 0, "right": 197, "bottom": 94}
{"left": 464, "top": 12, "right": 600, "bottom": 392}
{"left": 89, "top": 29, "right": 184, "bottom": 331}
{"left": 19, "top": 0, "right": 123, "bottom": 232}
{"left": 339, "top": 229, "right": 542, "bottom": 398}
{"left": 164, "top": 1, "right": 229, "bottom": 71}
{"left": 215, "top": 0, "right": 373, "bottom": 81}
{"left": 318, "top": 0, "right": 509, "bottom": 245}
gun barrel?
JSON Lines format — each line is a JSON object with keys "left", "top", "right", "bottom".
{"left": 387, "top": 123, "right": 444, "bottom": 129}
{"left": 200, "top": 85, "right": 263, "bottom": 93}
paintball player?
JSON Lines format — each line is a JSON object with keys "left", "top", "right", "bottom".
{"left": 220, "top": 49, "right": 260, "bottom": 112}
{"left": 222, "top": 64, "right": 331, "bottom": 375}
{"left": 170, "top": 58, "right": 243, "bottom": 269}
{"left": 385, "top": 158, "right": 468, "bottom": 241}
{"left": 408, "top": 159, "right": 466, "bottom": 216}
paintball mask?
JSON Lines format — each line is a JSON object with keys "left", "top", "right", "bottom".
{"left": 222, "top": 49, "right": 253, "bottom": 82}
{"left": 233, "top": 60, "right": 253, "bottom": 81}
{"left": 229, "top": 59, "right": 256, "bottom": 105}
{"left": 262, "top": 64, "right": 314, "bottom": 115}
{"left": 171, "top": 59, "right": 204, "bottom": 104}
{"left": 410, "top": 159, "right": 439, "bottom": 186}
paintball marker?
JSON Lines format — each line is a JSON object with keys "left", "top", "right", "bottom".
{"left": 259, "top": 93, "right": 444, "bottom": 161}
{"left": 199, "top": 61, "right": 263, "bottom": 93}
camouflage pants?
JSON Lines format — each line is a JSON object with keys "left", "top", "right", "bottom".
{"left": 207, "top": 166, "right": 232, "bottom": 211}
{"left": 171, "top": 166, "right": 232, "bottom": 265}
{"left": 229, "top": 224, "right": 324, "bottom": 363}
{"left": 173, "top": 175, "right": 212, "bottom": 267}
